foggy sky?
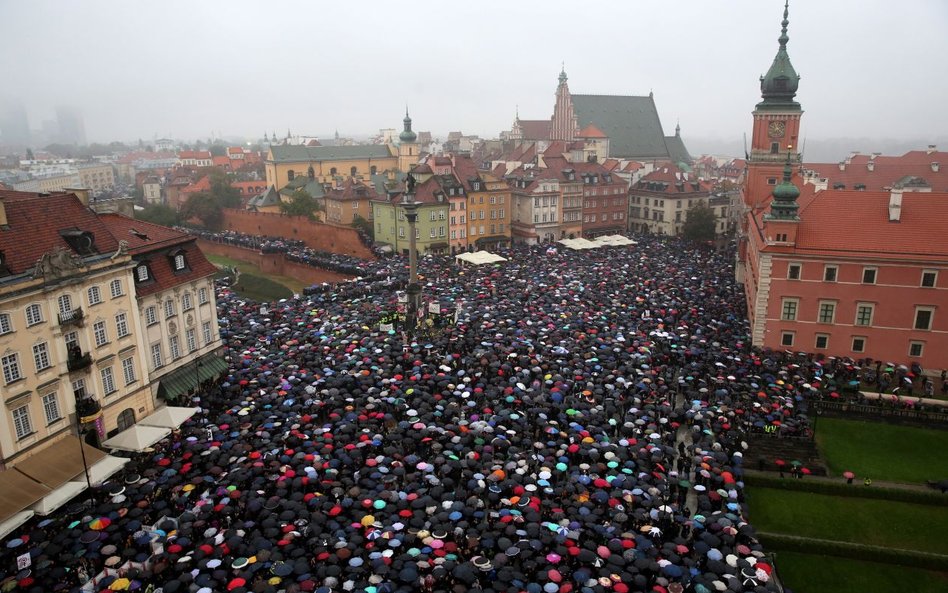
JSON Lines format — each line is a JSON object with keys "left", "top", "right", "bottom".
{"left": 2, "top": 0, "right": 947, "bottom": 148}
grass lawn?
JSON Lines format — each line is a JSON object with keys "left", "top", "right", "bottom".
{"left": 816, "top": 417, "right": 948, "bottom": 483}
{"left": 206, "top": 254, "right": 306, "bottom": 301}
{"left": 775, "top": 551, "right": 948, "bottom": 593}
{"left": 747, "top": 488, "right": 948, "bottom": 555}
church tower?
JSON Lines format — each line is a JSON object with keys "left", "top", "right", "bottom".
{"left": 550, "top": 65, "right": 579, "bottom": 142}
{"left": 398, "top": 108, "right": 419, "bottom": 173}
{"left": 744, "top": 0, "right": 803, "bottom": 210}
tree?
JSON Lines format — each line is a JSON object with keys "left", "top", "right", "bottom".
{"left": 25, "top": 148, "right": 34, "bottom": 160}
{"left": 279, "top": 189, "right": 318, "bottom": 220}
{"left": 181, "top": 192, "right": 224, "bottom": 230}
{"left": 681, "top": 202, "right": 717, "bottom": 243}
{"left": 209, "top": 144, "right": 227, "bottom": 157}
{"left": 351, "top": 213, "right": 373, "bottom": 239}
{"left": 207, "top": 169, "right": 242, "bottom": 208}
{"left": 136, "top": 203, "right": 180, "bottom": 227}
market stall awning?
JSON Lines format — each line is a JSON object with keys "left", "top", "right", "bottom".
{"left": 156, "top": 354, "right": 228, "bottom": 401}
{"left": 592, "top": 234, "right": 638, "bottom": 246}
{"left": 557, "top": 238, "right": 600, "bottom": 250}
{"left": 0, "top": 510, "right": 34, "bottom": 540}
{"left": 455, "top": 251, "right": 508, "bottom": 266}
{"left": 14, "top": 435, "right": 107, "bottom": 490}
{"left": 0, "top": 470, "right": 50, "bottom": 525}
{"left": 139, "top": 406, "right": 199, "bottom": 430}
{"left": 84, "top": 455, "right": 131, "bottom": 486}
{"left": 30, "top": 480, "right": 87, "bottom": 516}
{"left": 102, "top": 425, "right": 171, "bottom": 453}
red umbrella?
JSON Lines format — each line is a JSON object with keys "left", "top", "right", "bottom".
{"left": 774, "top": 459, "right": 786, "bottom": 467}
{"left": 843, "top": 471, "right": 855, "bottom": 479}
{"left": 228, "top": 578, "right": 246, "bottom": 591}
{"left": 801, "top": 468, "right": 812, "bottom": 475}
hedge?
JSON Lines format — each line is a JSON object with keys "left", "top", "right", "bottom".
{"left": 758, "top": 532, "right": 948, "bottom": 571}
{"left": 745, "top": 473, "right": 948, "bottom": 506}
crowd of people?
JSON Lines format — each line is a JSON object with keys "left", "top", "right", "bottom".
{"left": 2, "top": 234, "right": 927, "bottom": 593}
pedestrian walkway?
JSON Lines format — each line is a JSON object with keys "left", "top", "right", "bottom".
{"left": 859, "top": 390, "right": 948, "bottom": 408}
{"left": 743, "top": 468, "right": 935, "bottom": 493}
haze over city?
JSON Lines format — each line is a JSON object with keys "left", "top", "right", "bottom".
{"left": 2, "top": 0, "right": 948, "bottom": 160}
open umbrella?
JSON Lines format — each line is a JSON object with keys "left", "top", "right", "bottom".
{"left": 89, "top": 517, "right": 112, "bottom": 530}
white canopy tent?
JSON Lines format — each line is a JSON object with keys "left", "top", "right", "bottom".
{"left": 0, "top": 511, "right": 33, "bottom": 540}
{"left": 455, "top": 251, "right": 508, "bottom": 266}
{"left": 592, "top": 235, "right": 638, "bottom": 246}
{"left": 102, "top": 425, "right": 171, "bottom": 453}
{"left": 30, "top": 480, "right": 87, "bottom": 516}
{"left": 83, "top": 455, "right": 131, "bottom": 486}
{"left": 139, "top": 406, "right": 199, "bottom": 430}
{"left": 557, "top": 238, "right": 600, "bottom": 250}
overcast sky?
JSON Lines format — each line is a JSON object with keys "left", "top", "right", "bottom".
{"left": 2, "top": 0, "right": 947, "bottom": 149}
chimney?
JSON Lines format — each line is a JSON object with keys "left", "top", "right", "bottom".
{"left": 867, "top": 161, "right": 875, "bottom": 172}
{"left": 932, "top": 162, "right": 940, "bottom": 172}
{"left": 928, "top": 144, "right": 937, "bottom": 154}
{"left": 838, "top": 162, "right": 846, "bottom": 171}
{"left": 65, "top": 187, "right": 90, "bottom": 206}
{"left": 888, "top": 187, "right": 903, "bottom": 222}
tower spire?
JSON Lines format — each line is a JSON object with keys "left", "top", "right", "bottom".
{"left": 759, "top": 0, "right": 800, "bottom": 107}
{"left": 558, "top": 62, "right": 567, "bottom": 85}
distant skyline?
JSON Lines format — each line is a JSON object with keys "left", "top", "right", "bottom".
{"left": 2, "top": 0, "right": 947, "bottom": 155}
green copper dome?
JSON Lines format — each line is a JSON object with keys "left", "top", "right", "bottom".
{"left": 759, "top": 1, "right": 800, "bottom": 109}
{"left": 769, "top": 157, "right": 800, "bottom": 220}
{"left": 400, "top": 108, "right": 417, "bottom": 143}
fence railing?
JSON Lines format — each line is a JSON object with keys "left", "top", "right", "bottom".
{"left": 815, "top": 400, "right": 948, "bottom": 424}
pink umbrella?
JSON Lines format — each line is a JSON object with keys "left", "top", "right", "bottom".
{"left": 843, "top": 471, "right": 855, "bottom": 479}
{"left": 546, "top": 552, "right": 561, "bottom": 563}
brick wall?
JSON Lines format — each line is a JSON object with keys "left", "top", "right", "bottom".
{"left": 220, "top": 209, "right": 374, "bottom": 260}
{"left": 197, "top": 240, "right": 354, "bottom": 286}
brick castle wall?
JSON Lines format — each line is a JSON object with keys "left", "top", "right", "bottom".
{"left": 197, "top": 240, "right": 354, "bottom": 287}
{"left": 220, "top": 209, "right": 375, "bottom": 260}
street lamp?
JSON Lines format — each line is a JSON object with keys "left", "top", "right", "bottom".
{"left": 402, "top": 173, "right": 421, "bottom": 339}
{"left": 74, "top": 394, "right": 93, "bottom": 490}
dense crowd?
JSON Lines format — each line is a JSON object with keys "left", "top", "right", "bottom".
{"left": 3, "top": 235, "right": 927, "bottom": 593}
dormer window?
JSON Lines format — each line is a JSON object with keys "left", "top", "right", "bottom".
{"left": 135, "top": 264, "right": 150, "bottom": 282}
{"left": 169, "top": 250, "right": 188, "bottom": 273}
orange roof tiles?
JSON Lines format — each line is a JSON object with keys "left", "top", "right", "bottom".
{"left": 805, "top": 150, "right": 948, "bottom": 192}
{"left": 577, "top": 124, "right": 607, "bottom": 138}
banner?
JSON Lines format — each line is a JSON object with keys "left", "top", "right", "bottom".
{"left": 428, "top": 303, "right": 441, "bottom": 314}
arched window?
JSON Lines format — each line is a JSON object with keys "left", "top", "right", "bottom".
{"left": 350, "top": 166, "right": 357, "bottom": 176}
{"left": 370, "top": 166, "right": 377, "bottom": 175}
{"left": 330, "top": 167, "right": 337, "bottom": 176}
{"left": 117, "top": 408, "right": 136, "bottom": 431}
{"left": 287, "top": 170, "right": 295, "bottom": 181}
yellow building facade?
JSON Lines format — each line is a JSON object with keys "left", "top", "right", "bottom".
{"left": 265, "top": 145, "right": 397, "bottom": 190}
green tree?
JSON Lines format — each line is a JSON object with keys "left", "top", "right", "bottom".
{"left": 207, "top": 169, "right": 242, "bottom": 208}
{"left": 209, "top": 144, "right": 227, "bottom": 157}
{"left": 136, "top": 203, "right": 180, "bottom": 227}
{"left": 280, "top": 189, "right": 319, "bottom": 219}
{"left": 351, "top": 213, "right": 373, "bottom": 239}
{"left": 681, "top": 202, "right": 717, "bottom": 243}
{"left": 181, "top": 192, "right": 223, "bottom": 230}
{"left": 25, "top": 148, "right": 34, "bottom": 160}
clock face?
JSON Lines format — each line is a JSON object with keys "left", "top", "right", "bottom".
{"left": 768, "top": 121, "right": 786, "bottom": 138}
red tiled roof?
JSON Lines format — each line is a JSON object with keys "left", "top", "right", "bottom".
{"left": 601, "top": 159, "right": 621, "bottom": 171}
{"left": 326, "top": 178, "right": 379, "bottom": 202}
{"left": 179, "top": 176, "right": 211, "bottom": 195}
{"left": 116, "top": 151, "right": 176, "bottom": 164}
{"left": 577, "top": 124, "right": 607, "bottom": 138}
{"left": 178, "top": 150, "right": 212, "bottom": 160}
{"left": 97, "top": 213, "right": 217, "bottom": 297}
{"left": 212, "top": 156, "right": 231, "bottom": 167}
{"left": 517, "top": 120, "right": 552, "bottom": 141}
{"left": 752, "top": 183, "right": 948, "bottom": 261}
{"left": 805, "top": 150, "right": 948, "bottom": 191}
{"left": 622, "top": 161, "right": 645, "bottom": 172}
{"left": 0, "top": 190, "right": 120, "bottom": 275}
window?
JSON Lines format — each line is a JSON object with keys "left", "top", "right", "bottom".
{"left": 815, "top": 334, "right": 829, "bottom": 349}
{"left": 767, "top": 178, "right": 777, "bottom": 185}
{"left": 182, "top": 292, "right": 193, "bottom": 311}
{"left": 58, "top": 294, "right": 73, "bottom": 316}
{"left": 780, "top": 332, "right": 794, "bottom": 347}
{"left": 862, "top": 268, "right": 877, "bottom": 284}
{"left": 135, "top": 264, "right": 150, "bottom": 282}
{"left": 151, "top": 343, "right": 163, "bottom": 369}
{"left": 770, "top": 142, "right": 779, "bottom": 154}
{"left": 823, "top": 266, "right": 838, "bottom": 282}
{"left": 72, "top": 378, "right": 87, "bottom": 400}
{"left": 121, "top": 357, "right": 136, "bottom": 385}
{"left": 169, "top": 335, "right": 181, "bottom": 360}
{"left": 2, "top": 353, "right": 22, "bottom": 384}
{"left": 88, "top": 285, "right": 102, "bottom": 305}
{"left": 164, "top": 300, "right": 176, "bottom": 319}
{"left": 921, "top": 270, "right": 937, "bottom": 288}
{"left": 32, "top": 342, "right": 51, "bottom": 372}
{"left": 101, "top": 366, "right": 116, "bottom": 395}
{"left": 42, "top": 392, "right": 61, "bottom": 424}
{"left": 914, "top": 307, "right": 933, "bottom": 330}
{"left": 398, "top": 227, "right": 405, "bottom": 238}
{"left": 145, "top": 306, "right": 157, "bottom": 326}
{"left": 25, "top": 304, "right": 43, "bottom": 326}
{"left": 855, "top": 304, "right": 873, "bottom": 326}
{"left": 781, "top": 299, "right": 798, "bottom": 321}
{"left": 199, "top": 287, "right": 209, "bottom": 304}
{"left": 787, "top": 264, "right": 801, "bottom": 280}
{"left": 12, "top": 406, "right": 32, "bottom": 440}
{"left": 110, "top": 279, "right": 124, "bottom": 298}
{"left": 851, "top": 337, "right": 866, "bottom": 353}
{"left": 186, "top": 328, "right": 196, "bottom": 352}
{"left": 0, "top": 313, "right": 11, "bottom": 335}
{"left": 818, "top": 302, "right": 836, "bottom": 324}
{"left": 64, "top": 331, "right": 78, "bottom": 353}
{"left": 93, "top": 320, "right": 108, "bottom": 347}
{"left": 909, "top": 341, "right": 924, "bottom": 357}
{"left": 115, "top": 312, "right": 129, "bottom": 338}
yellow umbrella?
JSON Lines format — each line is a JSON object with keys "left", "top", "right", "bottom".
{"left": 111, "top": 578, "right": 131, "bottom": 591}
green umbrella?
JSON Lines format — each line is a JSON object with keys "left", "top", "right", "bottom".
{"left": 679, "top": 479, "right": 691, "bottom": 488}
{"left": 790, "top": 460, "right": 803, "bottom": 467}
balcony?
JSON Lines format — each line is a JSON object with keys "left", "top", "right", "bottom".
{"left": 67, "top": 351, "right": 92, "bottom": 372}
{"left": 76, "top": 397, "right": 102, "bottom": 423}
{"left": 58, "top": 307, "right": 84, "bottom": 328}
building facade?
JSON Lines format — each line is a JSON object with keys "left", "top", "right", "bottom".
{"left": 628, "top": 164, "right": 718, "bottom": 236}
{"left": 738, "top": 3, "right": 948, "bottom": 370}
{"left": 372, "top": 175, "right": 450, "bottom": 255}
{"left": 77, "top": 163, "right": 116, "bottom": 193}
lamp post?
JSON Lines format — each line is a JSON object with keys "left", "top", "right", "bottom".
{"left": 402, "top": 173, "right": 421, "bottom": 339}
{"left": 74, "top": 395, "right": 92, "bottom": 490}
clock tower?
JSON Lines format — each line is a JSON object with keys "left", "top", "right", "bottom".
{"left": 744, "top": 0, "right": 803, "bottom": 209}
